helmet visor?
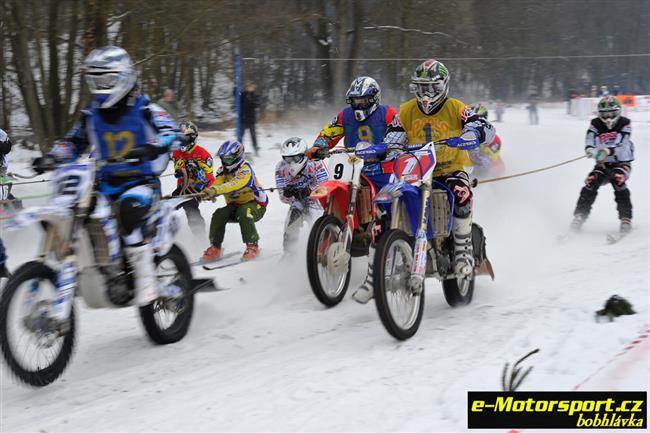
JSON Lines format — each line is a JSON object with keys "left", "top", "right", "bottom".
{"left": 410, "top": 82, "right": 445, "bottom": 98}
{"left": 86, "top": 72, "right": 122, "bottom": 94}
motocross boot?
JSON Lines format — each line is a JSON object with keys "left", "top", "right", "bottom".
{"left": 453, "top": 216, "right": 474, "bottom": 276}
{"left": 125, "top": 244, "right": 160, "bottom": 306}
{"left": 352, "top": 244, "right": 375, "bottom": 304}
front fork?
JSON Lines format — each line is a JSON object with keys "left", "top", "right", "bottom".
{"left": 341, "top": 183, "right": 359, "bottom": 255}
{"left": 51, "top": 256, "right": 77, "bottom": 322}
{"left": 409, "top": 183, "right": 432, "bottom": 293}
{"left": 43, "top": 217, "right": 81, "bottom": 323}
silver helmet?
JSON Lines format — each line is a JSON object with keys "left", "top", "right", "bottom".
{"left": 84, "top": 46, "right": 137, "bottom": 109}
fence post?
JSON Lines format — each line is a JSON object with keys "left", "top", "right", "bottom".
{"left": 234, "top": 54, "right": 241, "bottom": 143}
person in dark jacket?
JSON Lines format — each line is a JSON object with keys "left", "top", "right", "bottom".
{"left": 238, "top": 83, "right": 260, "bottom": 156}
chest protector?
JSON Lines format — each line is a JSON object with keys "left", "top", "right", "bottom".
{"left": 91, "top": 97, "right": 152, "bottom": 183}
{"left": 342, "top": 105, "right": 388, "bottom": 147}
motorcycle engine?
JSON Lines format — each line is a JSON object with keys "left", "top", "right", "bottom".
{"left": 103, "top": 265, "right": 135, "bottom": 307}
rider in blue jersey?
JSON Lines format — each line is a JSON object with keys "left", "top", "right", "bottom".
{"left": 33, "top": 46, "right": 185, "bottom": 306}
{"left": 306, "top": 77, "right": 400, "bottom": 303}
{"left": 306, "top": 76, "right": 399, "bottom": 192}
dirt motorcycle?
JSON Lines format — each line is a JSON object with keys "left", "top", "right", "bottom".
{"left": 305, "top": 144, "right": 380, "bottom": 307}
{"left": 0, "top": 155, "right": 214, "bottom": 387}
{"left": 372, "top": 142, "right": 494, "bottom": 340}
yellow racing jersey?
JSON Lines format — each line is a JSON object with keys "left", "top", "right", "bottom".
{"left": 208, "top": 161, "right": 269, "bottom": 206}
{"left": 398, "top": 97, "right": 472, "bottom": 176}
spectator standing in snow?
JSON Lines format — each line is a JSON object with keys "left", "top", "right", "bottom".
{"left": 495, "top": 99, "right": 505, "bottom": 122}
{"left": 527, "top": 94, "right": 539, "bottom": 125}
{"left": 238, "top": 82, "right": 261, "bottom": 156}
{"left": 157, "top": 88, "right": 184, "bottom": 121}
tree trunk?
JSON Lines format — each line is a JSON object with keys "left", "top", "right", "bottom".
{"left": 0, "top": 4, "right": 10, "bottom": 131}
{"left": 63, "top": 0, "right": 79, "bottom": 132}
{"left": 8, "top": 0, "right": 48, "bottom": 150}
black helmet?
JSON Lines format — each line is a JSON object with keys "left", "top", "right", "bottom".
{"left": 178, "top": 120, "right": 199, "bottom": 152}
{"left": 0, "top": 129, "right": 11, "bottom": 155}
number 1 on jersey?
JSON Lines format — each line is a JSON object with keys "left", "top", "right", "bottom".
{"left": 422, "top": 123, "right": 433, "bottom": 145}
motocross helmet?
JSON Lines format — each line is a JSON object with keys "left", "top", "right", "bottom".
{"left": 597, "top": 95, "right": 622, "bottom": 129}
{"left": 280, "top": 137, "right": 308, "bottom": 177}
{"left": 83, "top": 46, "right": 137, "bottom": 109}
{"left": 217, "top": 140, "right": 245, "bottom": 171}
{"left": 178, "top": 120, "right": 199, "bottom": 152}
{"left": 469, "top": 103, "right": 488, "bottom": 119}
{"left": 345, "top": 76, "right": 381, "bottom": 122}
{"left": 410, "top": 59, "right": 450, "bottom": 114}
{"left": 0, "top": 129, "right": 11, "bottom": 155}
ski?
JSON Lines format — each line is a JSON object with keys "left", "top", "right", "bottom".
{"left": 202, "top": 252, "right": 281, "bottom": 271}
{"left": 191, "top": 251, "right": 241, "bottom": 267}
{"left": 606, "top": 232, "right": 628, "bottom": 244}
{"left": 556, "top": 232, "right": 576, "bottom": 244}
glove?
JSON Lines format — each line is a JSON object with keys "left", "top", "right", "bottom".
{"left": 585, "top": 147, "right": 595, "bottom": 158}
{"left": 293, "top": 187, "right": 311, "bottom": 200}
{"left": 446, "top": 130, "right": 480, "bottom": 150}
{"left": 200, "top": 188, "right": 218, "bottom": 202}
{"left": 32, "top": 156, "right": 56, "bottom": 174}
{"left": 124, "top": 144, "right": 163, "bottom": 162}
{"left": 307, "top": 146, "right": 329, "bottom": 160}
{"left": 283, "top": 185, "right": 297, "bottom": 198}
{"left": 594, "top": 148, "right": 612, "bottom": 162}
{"left": 174, "top": 134, "right": 190, "bottom": 150}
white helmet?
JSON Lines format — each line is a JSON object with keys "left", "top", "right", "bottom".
{"left": 84, "top": 46, "right": 137, "bottom": 109}
{"left": 281, "top": 137, "right": 308, "bottom": 177}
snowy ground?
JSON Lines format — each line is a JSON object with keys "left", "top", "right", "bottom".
{"left": 1, "top": 105, "right": 648, "bottom": 432}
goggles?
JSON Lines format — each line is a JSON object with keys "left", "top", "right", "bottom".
{"left": 220, "top": 156, "right": 238, "bottom": 166}
{"left": 86, "top": 72, "right": 121, "bottom": 92}
{"left": 410, "top": 81, "right": 445, "bottom": 96}
{"left": 347, "top": 96, "right": 373, "bottom": 110}
{"left": 283, "top": 154, "right": 305, "bottom": 164}
{"left": 599, "top": 110, "right": 619, "bottom": 119}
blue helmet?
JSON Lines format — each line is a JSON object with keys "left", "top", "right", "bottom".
{"left": 217, "top": 140, "right": 245, "bottom": 171}
{"left": 84, "top": 46, "right": 137, "bottom": 109}
{"left": 345, "top": 76, "right": 381, "bottom": 121}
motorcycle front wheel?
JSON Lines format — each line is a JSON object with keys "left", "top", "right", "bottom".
{"left": 306, "top": 214, "right": 351, "bottom": 307}
{"left": 373, "top": 229, "right": 424, "bottom": 340}
{"left": 0, "top": 261, "right": 76, "bottom": 387}
{"left": 139, "top": 245, "right": 195, "bottom": 344}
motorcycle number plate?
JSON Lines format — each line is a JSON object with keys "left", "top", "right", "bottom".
{"left": 393, "top": 150, "right": 436, "bottom": 184}
{"left": 327, "top": 153, "right": 360, "bottom": 183}
{"left": 50, "top": 164, "right": 93, "bottom": 208}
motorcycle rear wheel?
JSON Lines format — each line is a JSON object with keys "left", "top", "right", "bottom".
{"left": 139, "top": 245, "right": 195, "bottom": 344}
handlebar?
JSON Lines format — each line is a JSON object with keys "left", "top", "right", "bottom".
{"left": 329, "top": 147, "right": 355, "bottom": 154}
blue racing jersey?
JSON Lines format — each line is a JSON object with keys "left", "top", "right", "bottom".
{"left": 55, "top": 94, "right": 177, "bottom": 196}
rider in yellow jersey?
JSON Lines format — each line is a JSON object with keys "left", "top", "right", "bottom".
{"left": 386, "top": 60, "right": 495, "bottom": 276}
